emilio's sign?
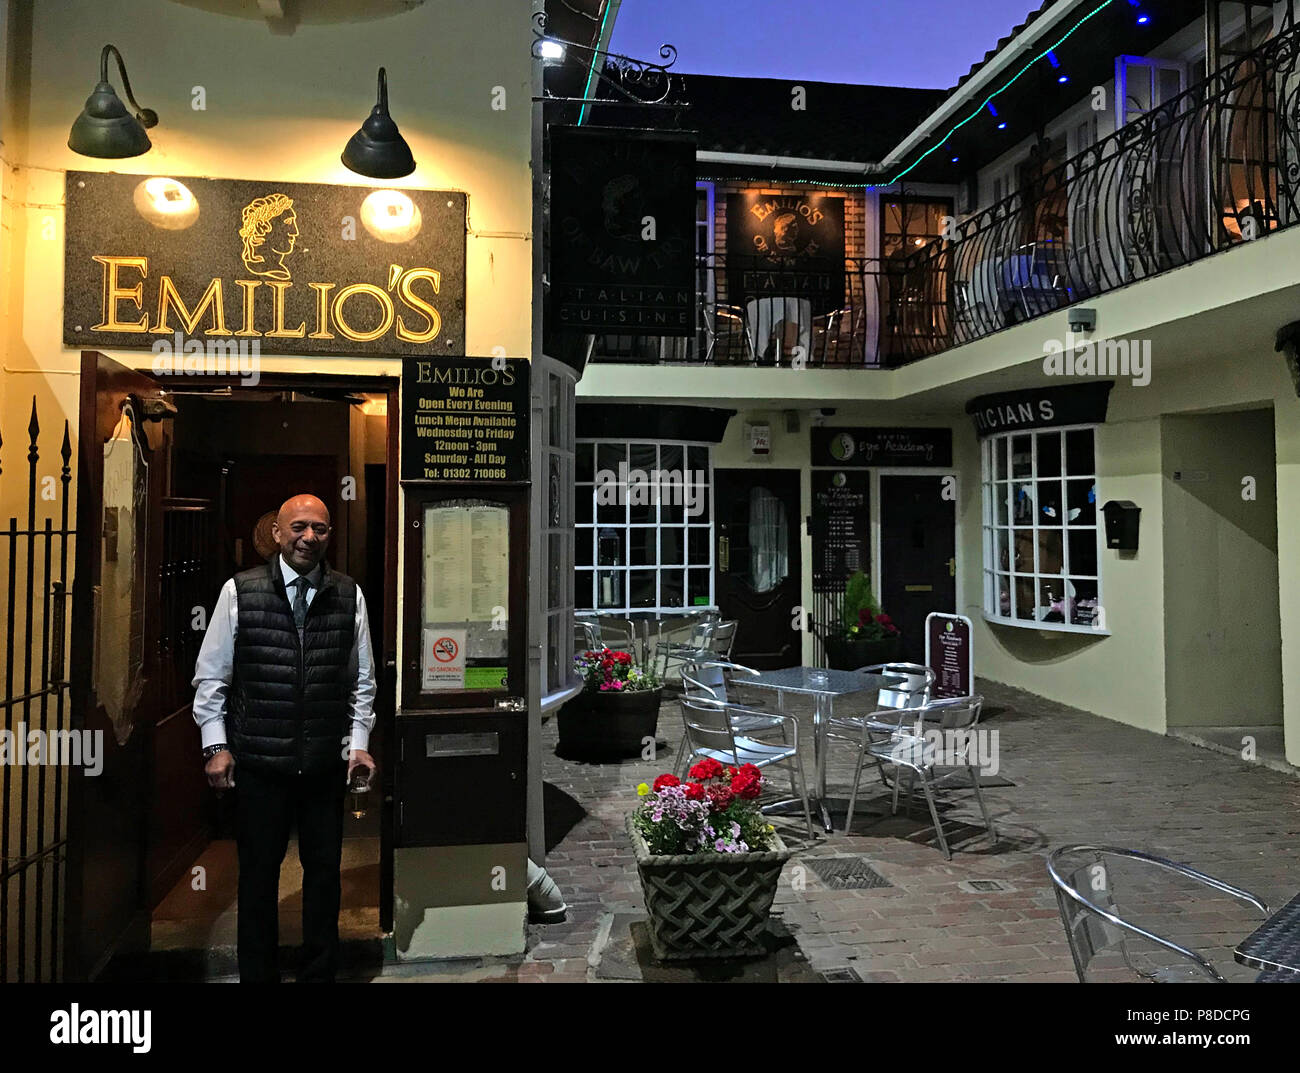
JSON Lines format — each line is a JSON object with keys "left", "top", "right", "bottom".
{"left": 64, "top": 172, "right": 466, "bottom": 357}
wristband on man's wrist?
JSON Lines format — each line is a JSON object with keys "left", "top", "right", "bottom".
{"left": 203, "top": 744, "right": 229, "bottom": 761}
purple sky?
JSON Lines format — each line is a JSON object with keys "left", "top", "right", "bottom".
{"left": 608, "top": 0, "right": 1041, "bottom": 88}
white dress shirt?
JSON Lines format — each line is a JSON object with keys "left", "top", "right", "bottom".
{"left": 192, "top": 554, "right": 378, "bottom": 753}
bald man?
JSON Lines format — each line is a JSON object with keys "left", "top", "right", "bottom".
{"left": 192, "top": 493, "right": 376, "bottom": 983}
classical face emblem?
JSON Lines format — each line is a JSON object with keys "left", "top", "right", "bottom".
{"left": 239, "top": 193, "right": 299, "bottom": 280}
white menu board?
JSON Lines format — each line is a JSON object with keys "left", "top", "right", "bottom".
{"left": 422, "top": 501, "right": 509, "bottom": 662}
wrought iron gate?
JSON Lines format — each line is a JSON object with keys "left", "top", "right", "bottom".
{"left": 1, "top": 398, "right": 74, "bottom": 982}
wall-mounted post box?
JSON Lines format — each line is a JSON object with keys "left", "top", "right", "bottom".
{"left": 1102, "top": 500, "right": 1140, "bottom": 551}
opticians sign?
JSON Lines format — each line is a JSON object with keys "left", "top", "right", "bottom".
{"left": 64, "top": 172, "right": 466, "bottom": 357}
{"left": 966, "top": 382, "right": 1113, "bottom": 438}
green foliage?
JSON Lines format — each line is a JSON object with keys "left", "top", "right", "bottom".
{"left": 841, "top": 570, "right": 879, "bottom": 632}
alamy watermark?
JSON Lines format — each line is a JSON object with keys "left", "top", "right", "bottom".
{"left": 151, "top": 332, "right": 261, "bottom": 386}
{"left": 1042, "top": 331, "right": 1151, "bottom": 387}
{"left": 595, "top": 463, "right": 707, "bottom": 519}
{"left": 0, "top": 724, "right": 103, "bottom": 776}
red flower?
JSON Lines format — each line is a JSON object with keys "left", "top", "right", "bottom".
{"left": 730, "top": 769, "right": 763, "bottom": 800}
{"left": 689, "top": 758, "right": 724, "bottom": 780}
{"left": 875, "top": 613, "right": 893, "bottom": 627}
{"left": 683, "top": 782, "right": 706, "bottom": 801}
{"left": 858, "top": 607, "right": 874, "bottom": 626}
{"left": 615, "top": 652, "right": 632, "bottom": 665}
{"left": 652, "top": 773, "right": 680, "bottom": 792}
{"left": 706, "top": 785, "right": 734, "bottom": 811}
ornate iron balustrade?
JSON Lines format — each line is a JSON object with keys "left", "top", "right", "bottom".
{"left": 890, "top": 20, "right": 1300, "bottom": 364}
{"left": 589, "top": 254, "right": 914, "bottom": 368}
{"left": 585, "top": 24, "right": 1300, "bottom": 370}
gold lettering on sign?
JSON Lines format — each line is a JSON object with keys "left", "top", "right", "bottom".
{"left": 92, "top": 255, "right": 149, "bottom": 333}
{"left": 331, "top": 284, "right": 394, "bottom": 343}
{"left": 234, "top": 280, "right": 262, "bottom": 337}
{"left": 154, "top": 275, "right": 230, "bottom": 335}
{"left": 265, "top": 281, "right": 306, "bottom": 338}
{"left": 308, "top": 283, "right": 335, "bottom": 339}
{"left": 395, "top": 267, "right": 442, "bottom": 344}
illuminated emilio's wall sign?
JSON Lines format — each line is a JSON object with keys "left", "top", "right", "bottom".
{"left": 64, "top": 172, "right": 466, "bottom": 357}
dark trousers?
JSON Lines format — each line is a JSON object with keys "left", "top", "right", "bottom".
{"left": 235, "top": 763, "right": 346, "bottom": 982}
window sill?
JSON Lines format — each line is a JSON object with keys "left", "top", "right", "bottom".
{"left": 540, "top": 679, "right": 584, "bottom": 712}
{"left": 982, "top": 613, "right": 1110, "bottom": 638}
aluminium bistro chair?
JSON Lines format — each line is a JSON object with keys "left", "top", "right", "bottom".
{"left": 843, "top": 694, "right": 996, "bottom": 857}
{"left": 1046, "top": 845, "right": 1270, "bottom": 983}
{"left": 654, "top": 612, "right": 721, "bottom": 681}
{"left": 681, "top": 660, "right": 782, "bottom": 739}
{"left": 676, "top": 695, "right": 814, "bottom": 840}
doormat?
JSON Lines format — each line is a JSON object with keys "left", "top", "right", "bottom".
{"left": 591, "top": 913, "right": 820, "bottom": 983}
{"left": 804, "top": 856, "right": 892, "bottom": 890}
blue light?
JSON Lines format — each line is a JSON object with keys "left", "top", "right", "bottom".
{"left": 1137, "top": 14, "right": 1150, "bottom": 23}
{"left": 951, "top": 156, "right": 960, "bottom": 163}
{"left": 1046, "top": 51, "right": 1060, "bottom": 68}
{"left": 1058, "top": 75, "right": 1070, "bottom": 83}
{"left": 986, "top": 101, "right": 999, "bottom": 118}
{"left": 997, "top": 121, "right": 1007, "bottom": 130}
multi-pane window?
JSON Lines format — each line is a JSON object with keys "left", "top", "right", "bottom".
{"left": 575, "top": 440, "right": 714, "bottom": 613}
{"left": 981, "top": 427, "right": 1103, "bottom": 631}
{"left": 542, "top": 366, "right": 577, "bottom": 694}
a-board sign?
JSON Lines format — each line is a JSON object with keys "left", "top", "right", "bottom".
{"left": 925, "top": 613, "right": 973, "bottom": 699}
{"left": 401, "top": 356, "right": 529, "bottom": 482}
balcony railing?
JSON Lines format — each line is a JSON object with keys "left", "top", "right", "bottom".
{"left": 588, "top": 23, "right": 1300, "bottom": 370}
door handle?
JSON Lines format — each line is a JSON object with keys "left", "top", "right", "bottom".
{"left": 948, "top": 557, "right": 956, "bottom": 577}
{"left": 718, "top": 535, "right": 730, "bottom": 572}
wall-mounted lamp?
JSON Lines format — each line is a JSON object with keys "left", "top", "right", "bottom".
{"left": 68, "top": 44, "right": 158, "bottom": 158}
{"left": 341, "top": 67, "right": 415, "bottom": 179}
{"left": 539, "top": 39, "right": 566, "bottom": 64}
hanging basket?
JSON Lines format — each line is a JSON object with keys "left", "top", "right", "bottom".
{"left": 625, "top": 814, "right": 792, "bottom": 961}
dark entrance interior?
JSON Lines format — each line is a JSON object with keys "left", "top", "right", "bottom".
{"left": 71, "top": 355, "right": 396, "bottom": 979}
{"left": 714, "top": 468, "right": 802, "bottom": 669}
{"left": 879, "top": 474, "right": 956, "bottom": 664}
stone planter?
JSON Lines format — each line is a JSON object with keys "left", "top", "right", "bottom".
{"left": 625, "top": 815, "right": 792, "bottom": 961}
{"left": 823, "top": 633, "right": 903, "bottom": 671}
{"left": 556, "top": 687, "right": 662, "bottom": 758}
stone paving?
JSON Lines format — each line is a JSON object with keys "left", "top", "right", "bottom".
{"left": 391, "top": 678, "right": 1300, "bottom": 983}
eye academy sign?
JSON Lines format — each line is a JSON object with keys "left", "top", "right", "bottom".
{"left": 811, "top": 427, "right": 953, "bottom": 468}
{"left": 64, "top": 172, "right": 466, "bottom": 358}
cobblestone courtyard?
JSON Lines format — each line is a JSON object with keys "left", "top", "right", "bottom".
{"left": 386, "top": 679, "right": 1300, "bottom": 983}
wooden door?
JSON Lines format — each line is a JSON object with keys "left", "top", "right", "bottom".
{"left": 714, "top": 469, "right": 802, "bottom": 669}
{"left": 67, "top": 352, "right": 174, "bottom": 979}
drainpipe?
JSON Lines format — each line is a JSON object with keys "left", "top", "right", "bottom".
{"left": 527, "top": 858, "right": 567, "bottom": 924}
{"left": 1275, "top": 320, "right": 1300, "bottom": 395}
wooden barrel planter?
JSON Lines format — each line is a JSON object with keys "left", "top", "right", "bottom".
{"left": 556, "top": 687, "right": 663, "bottom": 758}
{"left": 822, "top": 633, "right": 903, "bottom": 671}
{"left": 626, "top": 815, "right": 792, "bottom": 960}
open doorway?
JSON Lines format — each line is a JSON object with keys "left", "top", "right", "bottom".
{"left": 71, "top": 354, "right": 397, "bottom": 979}
{"left": 1162, "top": 408, "right": 1283, "bottom": 761}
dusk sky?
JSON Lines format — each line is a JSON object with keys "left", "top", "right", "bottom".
{"left": 608, "top": 0, "right": 1041, "bottom": 88}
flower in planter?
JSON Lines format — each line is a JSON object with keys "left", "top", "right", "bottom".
{"left": 573, "top": 647, "right": 661, "bottom": 695}
{"left": 632, "top": 760, "right": 777, "bottom": 855}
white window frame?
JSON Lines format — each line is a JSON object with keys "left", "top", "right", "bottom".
{"left": 980, "top": 424, "right": 1108, "bottom": 635}
{"left": 539, "top": 362, "right": 580, "bottom": 703}
{"left": 575, "top": 438, "right": 715, "bottom": 614}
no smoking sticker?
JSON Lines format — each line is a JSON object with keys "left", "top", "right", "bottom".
{"left": 423, "top": 628, "right": 466, "bottom": 690}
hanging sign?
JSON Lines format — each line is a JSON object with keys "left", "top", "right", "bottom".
{"left": 811, "top": 470, "right": 869, "bottom": 593}
{"left": 549, "top": 127, "right": 697, "bottom": 334}
{"left": 925, "top": 612, "right": 974, "bottom": 699}
{"left": 401, "top": 356, "right": 529, "bottom": 482}
{"left": 811, "top": 427, "right": 952, "bottom": 468}
{"left": 966, "top": 382, "right": 1113, "bottom": 437}
{"left": 64, "top": 172, "right": 466, "bottom": 358}
{"left": 726, "top": 193, "right": 845, "bottom": 315}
